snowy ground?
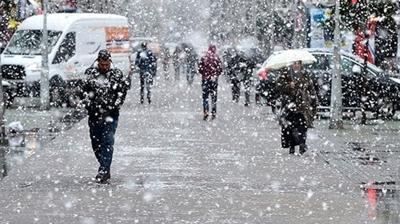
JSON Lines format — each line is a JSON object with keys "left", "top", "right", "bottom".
{"left": 0, "top": 71, "right": 399, "bottom": 223}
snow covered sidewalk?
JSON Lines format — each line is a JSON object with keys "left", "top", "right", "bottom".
{"left": 0, "top": 76, "right": 380, "bottom": 223}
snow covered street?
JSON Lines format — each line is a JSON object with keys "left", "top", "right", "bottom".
{"left": 1, "top": 75, "right": 399, "bottom": 223}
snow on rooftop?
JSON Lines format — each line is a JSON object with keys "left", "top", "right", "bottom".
{"left": 19, "top": 13, "right": 127, "bottom": 31}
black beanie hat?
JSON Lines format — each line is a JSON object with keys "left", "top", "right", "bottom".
{"left": 97, "top": 49, "right": 111, "bottom": 60}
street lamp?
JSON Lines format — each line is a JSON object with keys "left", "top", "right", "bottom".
{"left": 40, "top": 0, "right": 50, "bottom": 110}
{"left": 329, "top": 0, "right": 343, "bottom": 129}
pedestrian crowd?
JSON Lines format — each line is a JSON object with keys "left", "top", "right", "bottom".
{"left": 81, "top": 43, "right": 317, "bottom": 183}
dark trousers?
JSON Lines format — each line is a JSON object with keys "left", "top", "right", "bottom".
{"left": 174, "top": 64, "right": 180, "bottom": 81}
{"left": 281, "top": 112, "right": 307, "bottom": 148}
{"left": 231, "top": 78, "right": 251, "bottom": 104}
{"left": 231, "top": 79, "right": 240, "bottom": 102}
{"left": 88, "top": 115, "right": 119, "bottom": 173}
{"left": 186, "top": 65, "right": 196, "bottom": 86}
{"left": 163, "top": 61, "right": 169, "bottom": 79}
{"left": 202, "top": 80, "right": 218, "bottom": 115}
{"left": 140, "top": 72, "right": 152, "bottom": 101}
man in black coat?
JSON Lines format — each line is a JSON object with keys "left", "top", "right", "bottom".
{"left": 82, "top": 49, "right": 131, "bottom": 183}
{"left": 227, "top": 50, "right": 254, "bottom": 106}
{"left": 185, "top": 46, "right": 198, "bottom": 86}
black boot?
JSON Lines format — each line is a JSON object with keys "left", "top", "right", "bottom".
{"left": 203, "top": 111, "right": 209, "bottom": 121}
{"left": 299, "top": 144, "right": 307, "bottom": 155}
{"left": 361, "top": 111, "right": 367, "bottom": 125}
{"left": 289, "top": 146, "right": 295, "bottom": 154}
{"left": 95, "top": 171, "right": 111, "bottom": 184}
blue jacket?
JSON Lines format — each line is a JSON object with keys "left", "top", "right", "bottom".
{"left": 135, "top": 48, "right": 157, "bottom": 75}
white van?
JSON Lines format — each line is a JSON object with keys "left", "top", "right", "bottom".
{"left": 0, "top": 13, "right": 131, "bottom": 105}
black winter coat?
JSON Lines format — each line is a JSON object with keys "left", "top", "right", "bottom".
{"left": 82, "top": 66, "right": 131, "bottom": 119}
{"left": 227, "top": 54, "right": 254, "bottom": 81}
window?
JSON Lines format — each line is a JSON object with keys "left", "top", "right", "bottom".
{"left": 341, "top": 57, "right": 354, "bottom": 75}
{"left": 307, "top": 54, "right": 332, "bottom": 71}
{"left": 342, "top": 56, "right": 378, "bottom": 79}
{"left": 4, "top": 30, "right": 61, "bottom": 55}
{"left": 52, "top": 32, "right": 76, "bottom": 64}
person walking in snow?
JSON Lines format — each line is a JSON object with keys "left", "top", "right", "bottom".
{"left": 135, "top": 42, "right": 157, "bottom": 104}
{"left": 198, "top": 44, "right": 223, "bottom": 120}
{"left": 172, "top": 46, "right": 183, "bottom": 81}
{"left": 161, "top": 44, "right": 171, "bottom": 80}
{"left": 227, "top": 50, "right": 255, "bottom": 106}
{"left": 276, "top": 61, "right": 316, "bottom": 155}
{"left": 82, "top": 49, "right": 131, "bottom": 183}
{"left": 185, "top": 46, "right": 198, "bottom": 86}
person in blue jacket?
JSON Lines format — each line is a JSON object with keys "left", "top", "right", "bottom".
{"left": 135, "top": 42, "right": 157, "bottom": 104}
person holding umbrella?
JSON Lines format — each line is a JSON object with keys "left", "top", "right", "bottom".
{"left": 276, "top": 59, "right": 317, "bottom": 155}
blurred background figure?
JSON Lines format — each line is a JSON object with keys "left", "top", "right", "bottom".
{"left": 172, "top": 45, "right": 183, "bottom": 81}
{"left": 226, "top": 49, "right": 255, "bottom": 106}
{"left": 183, "top": 44, "right": 198, "bottom": 86}
{"left": 161, "top": 44, "right": 171, "bottom": 80}
{"left": 135, "top": 42, "right": 157, "bottom": 104}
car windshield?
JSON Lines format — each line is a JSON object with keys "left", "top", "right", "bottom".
{"left": 3, "top": 30, "right": 62, "bottom": 55}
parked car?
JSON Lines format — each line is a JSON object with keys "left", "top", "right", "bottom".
{"left": 255, "top": 48, "right": 400, "bottom": 118}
